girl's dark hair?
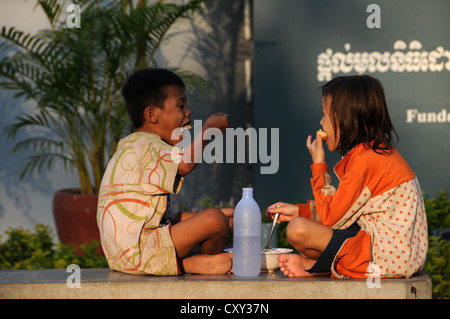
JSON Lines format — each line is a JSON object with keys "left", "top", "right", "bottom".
{"left": 321, "top": 74, "right": 398, "bottom": 156}
{"left": 121, "top": 68, "right": 185, "bottom": 129}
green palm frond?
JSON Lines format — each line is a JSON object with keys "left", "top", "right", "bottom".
{"left": 0, "top": 26, "right": 47, "bottom": 52}
{"left": 35, "top": 0, "right": 63, "bottom": 27}
{"left": 129, "top": 0, "right": 206, "bottom": 69}
{"left": 17, "top": 152, "right": 74, "bottom": 179}
{"left": 11, "top": 136, "right": 72, "bottom": 179}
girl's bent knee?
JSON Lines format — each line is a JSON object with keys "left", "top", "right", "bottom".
{"left": 286, "top": 217, "right": 310, "bottom": 243}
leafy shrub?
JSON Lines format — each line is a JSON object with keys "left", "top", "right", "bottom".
{"left": 425, "top": 236, "right": 450, "bottom": 298}
{"left": 423, "top": 190, "right": 450, "bottom": 299}
{"left": 424, "top": 190, "right": 450, "bottom": 231}
{"left": 0, "top": 224, "right": 107, "bottom": 269}
{"left": 1, "top": 190, "right": 447, "bottom": 299}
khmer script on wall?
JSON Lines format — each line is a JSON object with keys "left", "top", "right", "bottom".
{"left": 317, "top": 40, "right": 450, "bottom": 82}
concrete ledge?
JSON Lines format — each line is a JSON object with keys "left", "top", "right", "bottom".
{"left": 0, "top": 268, "right": 432, "bottom": 299}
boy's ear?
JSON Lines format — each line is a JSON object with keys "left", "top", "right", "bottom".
{"left": 144, "top": 106, "right": 159, "bottom": 124}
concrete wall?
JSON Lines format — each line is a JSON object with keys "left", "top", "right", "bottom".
{"left": 253, "top": 0, "right": 450, "bottom": 209}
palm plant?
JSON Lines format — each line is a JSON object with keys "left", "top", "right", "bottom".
{"left": 0, "top": 0, "right": 210, "bottom": 194}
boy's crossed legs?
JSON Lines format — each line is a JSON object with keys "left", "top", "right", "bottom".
{"left": 171, "top": 210, "right": 333, "bottom": 277}
{"left": 171, "top": 208, "right": 233, "bottom": 275}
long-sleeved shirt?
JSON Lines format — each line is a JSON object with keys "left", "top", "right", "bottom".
{"left": 298, "top": 143, "right": 428, "bottom": 279}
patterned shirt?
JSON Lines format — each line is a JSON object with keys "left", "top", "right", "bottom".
{"left": 97, "top": 132, "right": 183, "bottom": 275}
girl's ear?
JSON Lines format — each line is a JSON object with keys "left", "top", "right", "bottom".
{"left": 144, "top": 106, "right": 159, "bottom": 124}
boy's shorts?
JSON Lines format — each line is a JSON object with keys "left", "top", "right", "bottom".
{"left": 306, "top": 223, "right": 361, "bottom": 273}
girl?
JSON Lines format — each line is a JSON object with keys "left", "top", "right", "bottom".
{"left": 267, "top": 75, "right": 428, "bottom": 279}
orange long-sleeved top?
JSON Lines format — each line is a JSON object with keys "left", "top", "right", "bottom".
{"left": 297, "top": 143, "right": 428, "bottom": 279}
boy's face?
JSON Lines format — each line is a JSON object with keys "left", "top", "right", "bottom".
{"left": 156, "top": 85, "right": 191, "bottom": 146}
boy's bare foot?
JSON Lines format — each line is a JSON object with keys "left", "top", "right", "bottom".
{"left": 182, "top": 253, "right": 232, "bottom": 275}
{"left": 278, "top": 253, "right": 317, "bottom": 278}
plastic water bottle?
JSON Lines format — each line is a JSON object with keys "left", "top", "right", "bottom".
{"left": 233, "top": 187, "right": 261, "bottom": 276}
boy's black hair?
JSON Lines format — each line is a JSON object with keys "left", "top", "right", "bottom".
{"left": 121, "top": 68, "right": 185, "bottom": 129}
{"left": 321, "top": 74, "right": 399, "bottom": 156}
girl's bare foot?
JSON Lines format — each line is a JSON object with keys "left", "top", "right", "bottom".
{"left": 278, "top": 254, "right": 317, "bottom": 277}
{"left": 182, "top": 253, "right": 232, "bottom": 275}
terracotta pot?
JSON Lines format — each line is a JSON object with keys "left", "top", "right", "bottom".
{"left": 52, "top": 188, "right": 102, "bottom": 255}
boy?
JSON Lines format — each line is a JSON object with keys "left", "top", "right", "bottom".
{"left": 97, "top": 68, "right": 233, "bottom": 275}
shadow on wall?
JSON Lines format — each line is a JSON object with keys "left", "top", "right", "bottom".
{"left": 0, "top": 92, "right": 56, "bottom": 230}
{"left": 159, "top": 0, "right": 254, "bottom": 209}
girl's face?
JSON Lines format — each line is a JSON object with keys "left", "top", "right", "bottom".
{"left": 320, "top": 95, "right": 339, "bottom": 152}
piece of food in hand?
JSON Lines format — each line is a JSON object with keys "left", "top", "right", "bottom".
{"left": 183, "top": 124, "right": 192, "bottom": 130}
{"left": 316, "top": 129, "right": 327, "bottom": 141}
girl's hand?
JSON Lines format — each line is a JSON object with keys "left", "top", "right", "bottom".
{"left": 306, "top": 134, "right": 326, "bottom": 164}
{"left": 266, "top": 202, "right": 298, "bottom": 223}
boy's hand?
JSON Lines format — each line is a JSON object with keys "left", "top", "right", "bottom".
{"left": 266, "top": 202, "right": 298, "bottom": 223}
{"left": 204, "top": 113, "right": 228, "bottom": 132}
{"left": 177, "top": 113, "right": 228, "bottom": 176}
{"left": 306, "top": 134, "right": 326, "bottom": 164}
